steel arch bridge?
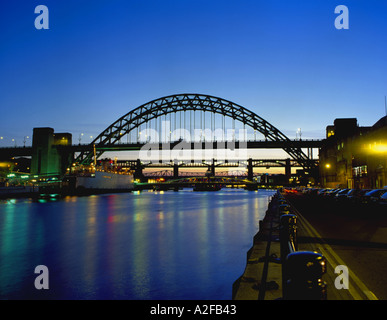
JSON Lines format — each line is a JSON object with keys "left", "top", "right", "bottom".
{"left": 143, "top": 170, "right": 257, "bottom": 178}
{"left": 163, "top": 176, "right": 254, "bottom": 186}
{"left": 75, "top": 93, "right": 315, "bottom": 170}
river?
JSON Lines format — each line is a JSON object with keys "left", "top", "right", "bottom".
{"left": 0, "top": 188, "right": 275, "bottom": 300}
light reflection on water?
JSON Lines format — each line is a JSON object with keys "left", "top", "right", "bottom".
{"left": 0, "top": 189, "right": 274, "bottom": 300}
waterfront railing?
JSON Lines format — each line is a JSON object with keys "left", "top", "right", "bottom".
{"left": 277, "top": 192, "right": 327, "bottom": 300}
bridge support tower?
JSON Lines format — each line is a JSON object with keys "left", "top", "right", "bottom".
{"left": 134, "top": 159, "right": 145, "bottom": 182}
{"left": 31, "top": 127, "right": 72, "bottom": 176}
{"left": 285, "top": 158, "right": 291, "bottom": 182}
{"left": 173, "top": 161, "right": 179, "bottom": 180}
{"left": 247, "top": 158, "right": 253, "bottom": 181}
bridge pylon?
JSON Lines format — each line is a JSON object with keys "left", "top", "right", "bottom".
{"left": 173, "top": 160, "right": 179, "bottom": 180}
{"left": 247, "top": 158, "right": 254, "bottom": 181}
{"left": 134, "top": 159, "right": 145, "bottom": 182}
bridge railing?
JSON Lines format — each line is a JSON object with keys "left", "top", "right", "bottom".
{"left": 277, "top": 192, "right": 327, "bottom": 300}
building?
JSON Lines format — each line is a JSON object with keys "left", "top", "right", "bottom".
{"left": 320, "top": 117, "right": 387, "bottom": 189}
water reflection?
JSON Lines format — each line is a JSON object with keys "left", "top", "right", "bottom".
{"left": 0, "top": 189, "right": 275, "bottom": 299}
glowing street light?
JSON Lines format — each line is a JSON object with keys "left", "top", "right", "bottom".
{"left": 23, "top": 136, "right": 29, "bottom": 147}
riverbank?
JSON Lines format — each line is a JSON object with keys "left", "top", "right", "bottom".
{"left": 0, "top": 186, "right": 38, "bottom": 199}
{"left": 233, "top": 190, "right": 381, "bottom": 300}
{"left": 232, "top": 191, "right": 282, "bottom": 300}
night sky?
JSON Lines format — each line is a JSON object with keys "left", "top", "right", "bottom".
{"left": 1, "top": 0, "right": 387, "bottom": 148}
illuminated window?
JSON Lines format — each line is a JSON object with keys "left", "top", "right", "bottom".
{"left": 352, "top": 165, "right": 367, "bottom": 177}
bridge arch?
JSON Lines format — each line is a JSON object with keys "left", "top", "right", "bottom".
{"left": 76, "top": 93, "right": 314, "bottom": 170}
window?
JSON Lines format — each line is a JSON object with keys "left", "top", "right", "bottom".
{"left": 352, "top": 165, "right": 367, "bottom": 177}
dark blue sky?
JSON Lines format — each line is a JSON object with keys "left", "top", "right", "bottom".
{"left": 1, "top": 0, "right": 386, "bottom": 146}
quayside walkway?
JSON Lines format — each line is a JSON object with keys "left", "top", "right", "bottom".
{"left": 232, "top": 191, "right": 378, "bottom": 300}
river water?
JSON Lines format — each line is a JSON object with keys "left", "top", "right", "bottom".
{"left": 0, "top": 188, "right": 275, "bottom": 300}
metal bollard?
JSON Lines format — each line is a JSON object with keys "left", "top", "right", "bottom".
{"left": 278, "top": 203, "right": 291, "bottom": 215}
{"left": 279, "top": 213, "right": 297, "bottom": 294}
{"left": 278, "top": 199, "right": 287, "bottom": 205}
{"left": 279, "top": 214, "right": 297, "bottom": 261}
{"left": 283, "top": 251, "right": 327, "bottom": 300}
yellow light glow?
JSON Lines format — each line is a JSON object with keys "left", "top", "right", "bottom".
{"left": 365, "top": 141, "right": 387, "bottom": 154}
{"left": 325, "top": 164, "right": 331, "bottom": 169}
{"left": 373, "top": 144, "right": 387, "bottom": 153}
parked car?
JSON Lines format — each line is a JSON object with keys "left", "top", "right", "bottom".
{"left": 379, "top": 192, "right": 387, "bottom": 206}
{"left": 320, "top": 188, "right": 335, "bottom": 197}
{"left": 309, "top": 188, "right": 319, "bottom": 196}
{"left": 317, "top": 188, "right": 329, "bottom": 196}
{"left": 326, "top": 188, "right": 341, "bottom": 198}
{"left": 352, "top": 189, "right": 372, "bottom": 204}
{"left": 335, "top": 188, "right": 351, "bottom": 201}
{"left": 346, "top": 189, "right": 363, "bottom": 203}
{"left": 362, "top": 189, "right": 387, "bottom": 204}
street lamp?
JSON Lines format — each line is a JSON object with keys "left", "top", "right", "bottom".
{"left": 297, "top": 128, "right": 302, "bottom": 141}
{"left": 78, "top": 133, "right": 84, "bottom": 144}
{"left": 23, "top": 136, "right": 29, "bottom": 147}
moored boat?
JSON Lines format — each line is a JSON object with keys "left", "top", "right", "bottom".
{"left": 193, "top": 184, "right": 222, "bottom": 192}
{"left": 74, "top": 170, "right": 134, "bottom": 194}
